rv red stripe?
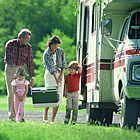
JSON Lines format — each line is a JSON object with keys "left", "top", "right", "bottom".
{"left": 113, "top": 59, "right": 125, "bottom": 69}
{"left": 99, "top": 59, "right": 111, "bottom": 63}
{"left": 115, "top": 49, "right": 140, "bottom": 60}
{"left": 98, "top": 64, "right": 110, "bottom": 70}
{"left": 87, "top": 67, "right": 94, "bottom": 75}
{"left": 87, "top": 62, "right": 94, "bottom": 68}
{"left": 126, "top": 49, "right": 139, "bottom": 55}
{"left": 86, "top": 74, "right": 94, "bottom": 83}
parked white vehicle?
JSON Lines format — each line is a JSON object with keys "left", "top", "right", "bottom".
{"left": 77, "top": 0, "right": 140, "bottom": 128}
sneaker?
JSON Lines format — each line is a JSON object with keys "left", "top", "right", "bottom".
{"left": 64, "top": 118, "right": 69, "bottom": 124}
{"left": 71, "top": 121, "right": 76, "bottom": 125}
{"left": 9, "top": 118, "right": 16, "bottom": 122}
{"left": 22, "top": 118, "right": 25, "bottom": 122}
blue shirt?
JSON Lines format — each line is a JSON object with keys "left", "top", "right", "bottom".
{"left": 43, "top": 47, "right": 67, "bottom": 74}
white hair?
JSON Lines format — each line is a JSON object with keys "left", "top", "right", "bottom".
{"left": 18, "top": 29, "right": 32, "bottom": 39}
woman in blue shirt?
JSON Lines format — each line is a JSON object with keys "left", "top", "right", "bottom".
{"left": 43, "top": 35, "right": 67, "bottom": 124}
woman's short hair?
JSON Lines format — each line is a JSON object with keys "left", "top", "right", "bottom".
{"left": 46, "top": 35, "right": 62, "bottom": 48}
{"left": 18, "top": 29, "right": 32, "bottom": 39}
{"left": 68, "top": 61, "right": 79, "bottom": 71}
{"left": 14, "top": 67, "right": 28, "bottom": 77}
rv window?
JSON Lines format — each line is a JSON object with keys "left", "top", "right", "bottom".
{"left": 120, "top": 18, "right": 129, "bottom": 42}
{"left": 129, "top": 12, "right": 140, "bottom": 39}
{"left": 92, "top": 4, "right": 95, "bottom": 33}
{"left": 84, "top": 6, "right": 89, "bottom": 42}
{"left": 101, "top": 18, "right": 112, "bottom": 36}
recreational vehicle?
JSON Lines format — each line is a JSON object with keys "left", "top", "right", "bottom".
{"left": 77, "top": 0, "right": 140, "bottom": 128}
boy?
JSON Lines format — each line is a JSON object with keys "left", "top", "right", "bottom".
{"left": 64, "top": 61, "right": 82, "bottom": 125}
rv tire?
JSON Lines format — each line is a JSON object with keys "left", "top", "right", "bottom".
{"left": 119, "top": 88, "right": 138, "bottom": 129}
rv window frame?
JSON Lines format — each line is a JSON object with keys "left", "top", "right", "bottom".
{"left": 120, "top": 18, "right": 129, "bottom": 42}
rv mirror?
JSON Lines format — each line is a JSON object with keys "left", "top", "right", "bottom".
{"left": 102, "top": 18, "right": 112, "bottom": 36}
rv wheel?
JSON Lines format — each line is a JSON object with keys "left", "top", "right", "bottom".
{"left": 119, "top": 88, "right": 138, "bottom": 129}
{"left": 101, "top": 109, "right": 113, "bottom": 126}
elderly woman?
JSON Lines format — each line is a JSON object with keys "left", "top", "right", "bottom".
{"left": 43, "top": 35, "right": 67, "bottom": 124}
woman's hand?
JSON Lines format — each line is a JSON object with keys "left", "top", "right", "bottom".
{"left": 58, "top": 75, "right": 63, "bottom": 81}
{"left": 53, "top": 72, "right": 62, "bottom": 86}
{"left": 58, "top": 68, "right": 65, "bottom": 83}
{"left": 56, "top": 78, "right": 62, "bottom": 86}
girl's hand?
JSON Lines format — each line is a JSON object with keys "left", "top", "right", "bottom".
{"left": 21, "top": 96, "right": 25, "bottom": 101}
{"left": 18, "top": 97, "right": 22, "bottom": 101}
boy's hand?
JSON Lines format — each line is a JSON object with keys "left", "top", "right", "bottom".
{"left": 78, "top": 65, "right": 82, "bottom": 73}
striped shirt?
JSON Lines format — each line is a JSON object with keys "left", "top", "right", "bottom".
{"left": 4, "top": 39, "right": 34, "bottom": 77}
{"left": 11, "top": 78, "right": 30, "bottom": 92}
{"left": 43, "top": 47, "right": 67, "bottom": 74}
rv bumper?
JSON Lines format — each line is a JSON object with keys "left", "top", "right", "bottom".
{"left": 125, "top": 82, "right": 140, "bottom": 99}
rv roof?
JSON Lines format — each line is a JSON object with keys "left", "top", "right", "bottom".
{"left": 104, "top": 0, "right": 140, "bottom": 15}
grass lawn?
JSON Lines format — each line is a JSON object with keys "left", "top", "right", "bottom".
{"left": 0, "top": 95, "right": 140, "bottom": 140}
{"left": 0, "top": 122, "right": 139, "bottom": 140}
{"left": 0, "top": 95, "right": 86, "bottom": 113}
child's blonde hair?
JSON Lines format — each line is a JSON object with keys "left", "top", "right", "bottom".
{"left": 68, "top": 61, "right": 79, "bottom": 71}
{"left": 14, "top": 67, "right": 28, "bottom": 77}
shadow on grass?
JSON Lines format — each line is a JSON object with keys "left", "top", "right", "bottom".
{"left": 0, "top": 134, "right": 9, "bottom": 140}
{"left": 82, "top": 120, "right": 140, "bottom": 132}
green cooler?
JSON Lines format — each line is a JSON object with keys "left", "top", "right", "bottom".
{"left": 31, "top": 86, "right": 60, "bottom": 108}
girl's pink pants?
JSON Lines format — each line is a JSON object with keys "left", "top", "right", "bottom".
{"left": 14, "top": 91, "right": 26, "bottom": 122}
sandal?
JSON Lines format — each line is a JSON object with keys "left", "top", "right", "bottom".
{"left": 43, "top": 114, "right": 48, "bottom": 123}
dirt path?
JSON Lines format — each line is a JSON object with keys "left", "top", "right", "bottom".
{"left": 0, "top": 111, "right": 86, "bottom": 123}
{"left": 0, "top": 111, "right": 119, "bottom": 123}
{"left": 0, "top": 111, "right": 140, "bottom": 125}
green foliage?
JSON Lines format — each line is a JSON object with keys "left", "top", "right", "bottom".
{"left": 72, "top": 2, "right": 79, "bottom": 16}
{"left": 34, "top": 28, "right": 76, "bottom": 87}
{"left": 0, "top": 0, "right": 77, "bottom": 93}
{"left": 0, "top": 71, "right": 6, "bottom": 94}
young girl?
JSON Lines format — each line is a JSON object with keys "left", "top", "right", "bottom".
{"left": 11, "top": 68, "right": 30, "bottom": 122}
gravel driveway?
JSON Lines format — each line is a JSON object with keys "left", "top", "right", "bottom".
{"left": 0, "top": 111, "right": 86, "bottom": 123}
{"left": 0, "top": 111, "right": 140, "bottom": 125}
{"left": 0, "top": 111, "right": 120, "bottom": 124}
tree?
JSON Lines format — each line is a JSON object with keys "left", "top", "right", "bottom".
{"left": 0, "top": 0, "right": 77, "bottom": 93}
{"left": 34, "top": 28, "right": 76, "bottom": 87}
